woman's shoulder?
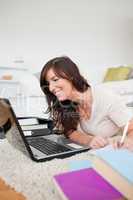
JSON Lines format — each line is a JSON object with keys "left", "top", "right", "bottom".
{"left": 92, "top": 84, "right": 114, "bottom": 96}
{"left": 91, "top": 84, "right": 122, "bottom": 105}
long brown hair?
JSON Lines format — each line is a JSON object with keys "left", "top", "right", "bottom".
{"left": 40, "top": 56, "right": 90, "bottom": 136}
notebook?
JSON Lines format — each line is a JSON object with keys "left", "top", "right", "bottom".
{"left": 53, "top": 168, "right": 124, "bottom": 200}
{"left": 92, "top": 145, "right": 133, "bottom": 200}
{"left": 1, "top": 98, "right": 91, "bottom": 162}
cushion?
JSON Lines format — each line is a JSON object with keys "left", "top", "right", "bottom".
{"left": 103, "top": 66, "right": 132, "bottom": 82}
{"left": 128, "top": 68, "right": 133, "bottom": 79}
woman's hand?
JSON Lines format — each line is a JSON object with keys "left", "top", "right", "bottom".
{"left": 89, "top": 136, "right": 109, "bottom": 149}
{"left": 109, "top": 135, "right": 122, "bottom": 149}
{"left": 109, "top": 136, "right": 133, "bottom": 152}
{"left": 122, "top": 137, "right": 133, "bottom": 151}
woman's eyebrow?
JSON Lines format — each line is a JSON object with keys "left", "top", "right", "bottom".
{"left": 47, "top": 75, "right": 58, "bottom": 82}
{"left": 51, "top": 75, "right": 58, "bottom": 80}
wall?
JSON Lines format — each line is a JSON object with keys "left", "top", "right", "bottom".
{"left": 0, "top": 0, "right": 133, "bottom": 83}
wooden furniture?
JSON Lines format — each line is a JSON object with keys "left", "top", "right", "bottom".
{"left": 0, "top": 178, "right": 26, "bottom": 200}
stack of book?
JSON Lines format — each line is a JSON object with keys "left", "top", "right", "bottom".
{"left": 92, "top": 146, "right": 133, "bottom": 200}
{"left": 53, "top": 146, "right": 133, "bottom": 200}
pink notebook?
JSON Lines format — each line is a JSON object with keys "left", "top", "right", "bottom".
{"left": 53, "top": 168, "right": 123, "bottom": 200}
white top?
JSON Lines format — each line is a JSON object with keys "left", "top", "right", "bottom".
{"left": 79, "top": 85, "right": 133, "bottom": 138}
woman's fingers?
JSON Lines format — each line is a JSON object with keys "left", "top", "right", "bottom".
{"left": 109, "top": 136, "right": 122, "bottom": 149}
{"left": 89, "top": 135, "right": 133, "bottom": 151}
{"left": 109, "top": 136, "right": 133, "bottom": 152}
{"left": 122, "top": 138, "right": 133, "bottom": 151}
{"left": 111, "top": 139, "right": 119, "bottom": 149}
{"left": 90, "top": 136, "right": 108, "bottom": 149}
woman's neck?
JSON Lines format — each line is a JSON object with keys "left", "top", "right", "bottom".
{"left": 70, "top": 87, "right": 92, "bottom": 108}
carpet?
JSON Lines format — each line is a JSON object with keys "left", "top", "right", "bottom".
{"left": 0, "top": 128, "right": 92, "bottom": 200}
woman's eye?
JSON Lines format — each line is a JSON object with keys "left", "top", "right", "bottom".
{"left": 53, "top": 78, "right": 59, "bottom": 82}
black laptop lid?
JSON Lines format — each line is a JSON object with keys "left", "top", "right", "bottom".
{"left": 0, "top": 98, "right": 90, "bottom": 162}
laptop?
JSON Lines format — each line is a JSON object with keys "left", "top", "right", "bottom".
{"left": 1, "top": 98, "right": 91, "bottom": 162}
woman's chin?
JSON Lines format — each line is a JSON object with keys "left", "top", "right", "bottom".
{"left": 57, "top": 96, "right": 67, "bottom": 101}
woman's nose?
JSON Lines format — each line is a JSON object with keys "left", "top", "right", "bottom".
{"left": 49, "top": 82, "right": 55, "bottom": 93}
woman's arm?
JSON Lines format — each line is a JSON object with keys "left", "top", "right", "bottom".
{"left": 68, "top": 130, "right": 93, "bottom": 146}
{"left": 68, "top": 130, "right": 109, "bottom": 149}
{"left": 127, "top": 119, "right": 133, "bottom": 139}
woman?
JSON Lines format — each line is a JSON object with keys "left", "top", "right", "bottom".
{"left": 40, "top": 56, "right": 133, "bottom": 150}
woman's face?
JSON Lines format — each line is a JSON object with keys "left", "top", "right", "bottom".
{"left": 46, "top": 68, "right": 73, "bottom": 101}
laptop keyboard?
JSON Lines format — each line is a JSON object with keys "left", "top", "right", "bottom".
{"left": 27, "top": 137, "right": 71, "bottom": 155}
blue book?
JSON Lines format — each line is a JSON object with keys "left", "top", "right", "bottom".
{"left": 68, "top": 159, "right": 92, "bottom": 171}
{"left": 91, "top": 146, "right": 133, "bottom": 200}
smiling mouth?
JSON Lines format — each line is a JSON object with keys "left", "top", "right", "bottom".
{"left": 55, "top": 91, "right": 67, "bottom": 100}
{"left": 55, "top": 90, "right": 62, "bottom": 96}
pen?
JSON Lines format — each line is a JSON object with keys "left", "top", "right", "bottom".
{"left": 120, "top": 121, "right": 129, "bottom": 145}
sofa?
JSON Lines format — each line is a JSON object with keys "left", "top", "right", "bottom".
{"left": 85, "top": 65, "right": 133, "bottom": 106}
{"left": 98, "top": 66, "right": 133, "bottom": 106}
{"left": 99, "top": 79, "right": 133, "bottom": 106}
